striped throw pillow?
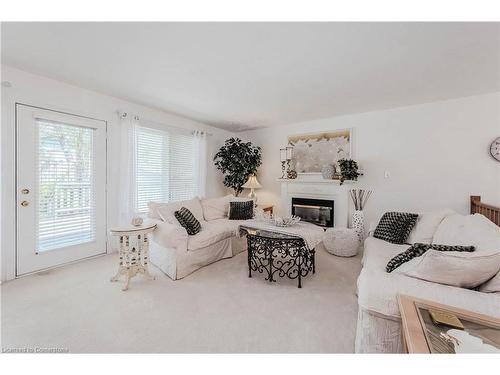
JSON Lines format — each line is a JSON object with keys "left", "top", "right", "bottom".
{"left": 174, "top": 207, "right": 201, "bottom": 235}
{"left": 386, "top": 243, "right": 475, "bottom": 273}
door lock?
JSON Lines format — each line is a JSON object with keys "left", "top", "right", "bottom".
{"left": 21, "top": 188, "right": 30, "bottom": 194}
{"left": 21, "top": 200, "right": 29, "bottom": 207}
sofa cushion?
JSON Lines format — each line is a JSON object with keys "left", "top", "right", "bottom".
{"left": 397, "top": 249, "right": 500, "bottom": 288}
{"left": 407, "top": 209, "right": 455, "bottom": 244}
{"left": 156, "top": 197, "right": 205, "bottom": 224}
{"left": 432, "top": 213, "right": 500, "bottom": 252}
{"left": 395, "top": 214, "right": 500, "bottom": 288}
{"left": 373, "top": 212, "right": 418, "bottom": 244}
{"left": 186, "top": 219, "right": 240, "bottom": 250}
{"left": 201, "top": 195, "right": 233, "bottom": 221}
{"left": 358, "top": 237, "right": 500, "bottom": 318}
{"left": 479, "top": 271, "right": 500, "bottom": 293}
{"left": 150, "top": 219, "right": 188, "bottom": 250}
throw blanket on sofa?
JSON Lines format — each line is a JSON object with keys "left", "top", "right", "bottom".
{"left": 238, "top": 220, "right": 325, "bottom": 249}
{"left": 386, "top": 243, "right": 475, "bottom": 273}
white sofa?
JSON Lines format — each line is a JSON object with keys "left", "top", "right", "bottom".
{"left": 148, "top": 195, "right": 250, "bottom": 280}
{"left": 355, "top": 211, "right": 500, "bottom": 353}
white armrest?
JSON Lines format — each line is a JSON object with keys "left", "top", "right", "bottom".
{"left": 150, "top": 218, "right": 188, "bottom": 253}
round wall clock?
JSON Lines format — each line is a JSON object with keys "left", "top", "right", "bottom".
{"left": 490, "top": 137, "right": 500, "bottom": 162}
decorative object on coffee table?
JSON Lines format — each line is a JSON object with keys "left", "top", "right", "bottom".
{"left": 349, "top": 189, "right": 372, "bottom": 241}
{"left": 323, "top": 227, "right": 359, "bottom": 257}
{"left": 213, "top": 137, "right": 262, "bottom": 196}
{"left": 109, "top": 223, "right": 157, "bottom": 291}
{"left": 338, "top": 159, "right": 360, "bottom": 185}
{"left": 242, "top": 175, "right": 262, "bottom": 204}
{"left": 240, "top": 225, "right": 316, "bottom": 288}
{"left": 270, "top": 215, "right": 301, "bottom": 228}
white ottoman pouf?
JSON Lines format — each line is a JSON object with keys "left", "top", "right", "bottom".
{"left": 323, "top": 227, "right": 359, "bottom": 257}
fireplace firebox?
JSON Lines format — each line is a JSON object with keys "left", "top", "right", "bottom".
{"left": 291, "top": 197, "right": 334, "bottom": 228}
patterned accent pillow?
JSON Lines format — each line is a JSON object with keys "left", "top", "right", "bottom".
{"left": 229, "top": 201, "right": 254, "bottom": 220}
{"left": 174, "top": 207, "right": 202, "bottom": 235}
{"left": 386, "top": 243, "right": 475, "bottom": 273}
{"left": 373, "top": 212, "right": 419, "bottom": 244}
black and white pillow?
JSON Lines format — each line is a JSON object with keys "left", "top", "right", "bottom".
{"left": 229, "top": 201, "right": 254, "bottom": 220}
{"left": 373, "top": 212, "right": 418, "bottom": 244}
{"left": 386, "top": 243, "right": 475, "bottom": 273}
{"left": 174, "top": 207, "right": 202, "bottom": 235}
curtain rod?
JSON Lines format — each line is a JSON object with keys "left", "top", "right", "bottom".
{"left": 118, "top": 111, "right": 213, "bottom": 136}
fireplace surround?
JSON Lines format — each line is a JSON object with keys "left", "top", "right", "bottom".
{"left": 279, "top": 176, "right": 349, "bottom": 228}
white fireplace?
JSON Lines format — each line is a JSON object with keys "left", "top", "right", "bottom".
{"left": 278, "top": 176, "right": 350, "bottom": 228}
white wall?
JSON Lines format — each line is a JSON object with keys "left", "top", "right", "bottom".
{"left": 1, "top": 65, "right": 232, "bottom": 281}
{"left": 240, "top": 93, "right": 500, "bottom": 226}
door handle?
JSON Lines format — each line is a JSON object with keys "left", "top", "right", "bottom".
{"left": 21, "top": 200, "right": 29, "bottom": 207}
{"left": 21, "top": 188, "right": 30, "bottom": 194}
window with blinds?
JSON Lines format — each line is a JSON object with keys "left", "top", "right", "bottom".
{"left": 134, "top": 125, "right": 198, "bottom": 213}
{"left": 37, "top": 120, "right": 96, "bottom": 252}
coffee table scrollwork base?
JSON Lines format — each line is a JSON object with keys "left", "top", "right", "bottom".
{"left": 246, "top": 233, "right": 315, "bottom": 288}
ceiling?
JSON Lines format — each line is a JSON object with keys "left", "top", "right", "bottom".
{"left": 2, "top": 22, "right": 499, "bottom": 131}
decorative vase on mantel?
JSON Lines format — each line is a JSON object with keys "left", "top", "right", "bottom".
{"left": 351, "top": 210, "right": 365, "bottom": 242}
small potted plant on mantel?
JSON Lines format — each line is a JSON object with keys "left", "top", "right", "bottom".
{"left": 338, "top": 159, "right": 360, "bottom": 185}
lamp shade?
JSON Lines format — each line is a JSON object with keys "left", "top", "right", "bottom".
{"left": 242, "top": 175, "right": 262, "bottom": 189}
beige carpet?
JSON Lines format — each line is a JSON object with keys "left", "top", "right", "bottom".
{"left": 1, "top": 246, "right": 362, "bottom": 353}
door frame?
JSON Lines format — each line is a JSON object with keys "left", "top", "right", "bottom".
{"left": 15, "top": 103, "right": 108, "bottom": 277}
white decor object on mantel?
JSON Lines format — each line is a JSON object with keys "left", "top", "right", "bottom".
{"left": 278, "top": 175, "right": 351, "bottom": 228}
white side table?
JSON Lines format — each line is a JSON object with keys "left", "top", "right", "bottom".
{"left": 109, "top": 223, "right": 157, "bottom": 291}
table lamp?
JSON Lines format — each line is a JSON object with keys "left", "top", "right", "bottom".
{"left": 242, "top": 175, "right": 262, "bottom": 204}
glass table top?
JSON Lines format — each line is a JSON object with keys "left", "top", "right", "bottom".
{"left": 239, "top": 225, "right": 302, "bottom": 240}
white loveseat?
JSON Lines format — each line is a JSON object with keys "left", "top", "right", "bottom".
{"left": 148, "top": 195, "right": 250, "bottom": 280}
{"left": 355, "top": 211, "right": 500, "bottom": 353}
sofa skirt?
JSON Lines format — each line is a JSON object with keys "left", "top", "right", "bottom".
{"left": 150, "top": 236, "right": 247, "bottom": 280}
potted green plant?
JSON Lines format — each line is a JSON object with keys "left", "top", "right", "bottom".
{"left": 214, "top": 138, "right": 262, "bottom": 196}
{"left": 338, "top": 159, "right": 360, "bottom": 185}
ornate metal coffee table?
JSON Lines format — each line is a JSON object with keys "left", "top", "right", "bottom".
{"left": 240, "top": 225, "right": 316, "bottom": 288}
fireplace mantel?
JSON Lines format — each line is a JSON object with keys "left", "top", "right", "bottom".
{"left": 279, "top": 177, "right": 351, "bottom": 227}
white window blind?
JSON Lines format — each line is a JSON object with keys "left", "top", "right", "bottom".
{"left": 134, "top": 125, "right": 198, "bottom": 213}
{"left": 36, "top": 120, "right": 96, "bottom": 252}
